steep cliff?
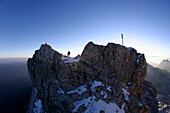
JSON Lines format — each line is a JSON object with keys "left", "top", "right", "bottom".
{"left": 27, "top": 42, "right": 158, "bottom": 113}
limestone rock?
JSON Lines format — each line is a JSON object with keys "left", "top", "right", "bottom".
{"left": 27, "top": 42, "right": 158, "bottom": 113}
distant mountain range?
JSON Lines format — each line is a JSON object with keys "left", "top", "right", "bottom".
{"left": 146, "top": 63, "right": 170, "bottom": 112}
{"left": 159, "top": 59, "right": 170, "bottom": 73}
{"left": 146, "top": 64, "right": 170, "bottom": 96}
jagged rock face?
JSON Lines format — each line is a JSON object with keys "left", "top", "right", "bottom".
{"left": 27, "top": 42, "right": 158, "bottom": 113}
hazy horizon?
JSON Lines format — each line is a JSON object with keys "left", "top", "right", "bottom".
{"left": 0, "top": 41, "right": 169, "bottom": 65}
{"left": 0, "top": 51, "right": 168, "bottom": 66}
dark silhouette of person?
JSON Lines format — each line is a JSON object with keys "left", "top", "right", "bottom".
{"left": 67, "top": 51, "right": 70, "bottom": 57}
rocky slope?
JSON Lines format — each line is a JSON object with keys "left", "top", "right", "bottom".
{"left": 146, "top": 64, "right": 170, "bottom": 113}
{"left": 147, "top": 64, "right": 170, "bottom": 96}
{"left": 27, "top": 42, "right": 158, "bottom": 113}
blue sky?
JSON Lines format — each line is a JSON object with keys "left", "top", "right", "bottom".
{"left": 0, "top": 0, "right": 170, "bottom": 64}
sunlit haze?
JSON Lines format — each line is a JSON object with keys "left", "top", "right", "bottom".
{"left": 0, "top": 0, "right": 170, "bottom": 64}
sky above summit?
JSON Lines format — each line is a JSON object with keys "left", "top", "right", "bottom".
{"left": 0, "top": 0, "right": 170, "bottom": 64}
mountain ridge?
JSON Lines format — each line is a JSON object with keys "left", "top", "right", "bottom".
{"left": 159, "top": 59, "right": 170, "bottom": 73}
{"left": 27, "top": 42, "right": 158, "bottom": 113}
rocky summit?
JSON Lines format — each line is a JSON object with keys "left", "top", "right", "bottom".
{"left": 27, "top": 42, "right": 158, "bottom": 113}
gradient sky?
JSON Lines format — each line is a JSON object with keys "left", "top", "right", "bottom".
{"left": 0, "top": 0, "right": 170, "bottom": 64}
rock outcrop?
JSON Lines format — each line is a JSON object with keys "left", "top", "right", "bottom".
{"left": 27, "top": 42, "right": 158, "bottom": 113}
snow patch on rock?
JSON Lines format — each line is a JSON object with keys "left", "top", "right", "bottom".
{"left": 127, "top": 47, "right": 134, "bottom": 50}
{"left": 90, "top": 80, "right": 104, "bottom": 93}
{"left": 100, "top": 90, "right": 107, "bottom": 99}
{"left": 107, "top": 86, "right": 112, "bottom": 91}
{"left": 103, "top": 93, "right": 107, "bottom": 99}
{"left": 33, "top": 99, "right": 43, "bottom": 113}
{"left": 68, "top": 85, "right": 87, "bottom": 95}
{"left": 139, "top": 102, "right": 142, "bottom": 106}
{"left": 137, "top": 54, "right": 142, "bottom": 64}
{"left": 127, "top": 81, "right": 132, "bottom": 86}
{"left": 73, "top": 96, "right": 95, "bottom": 112}
{"left": 62, "top": 56, "right": 80, "bottom": 63}
{"left": 122, "top": 88, "right": 129, "bottom": 101}
{"left": 73, "top": 95, "right": 125, "bottom": 113}
{"left": 57, "top": 88, "right": 65, "bottom": 95}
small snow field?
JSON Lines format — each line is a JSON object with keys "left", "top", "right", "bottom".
{"left": 62, "top": 56, "right": 80, "bottom": 63}
{"left": 71, "top": 80, "right": 126, "bottom": 113}
{"left": 67, "top": 80, "right": 105, "bottom": 95}
{"left": 73, "top": 95, "right": 125, "bottom": 113}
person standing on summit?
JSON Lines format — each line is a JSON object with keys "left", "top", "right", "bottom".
{"left": 67, "top": 51, "right": 70, "bottom": 57}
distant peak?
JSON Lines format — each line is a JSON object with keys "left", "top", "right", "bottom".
{"left": 162, "top": 59, "right": 169, "bottom": 63}
{"left": 159, "top": 59, "right": 170, "bottom": 66}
